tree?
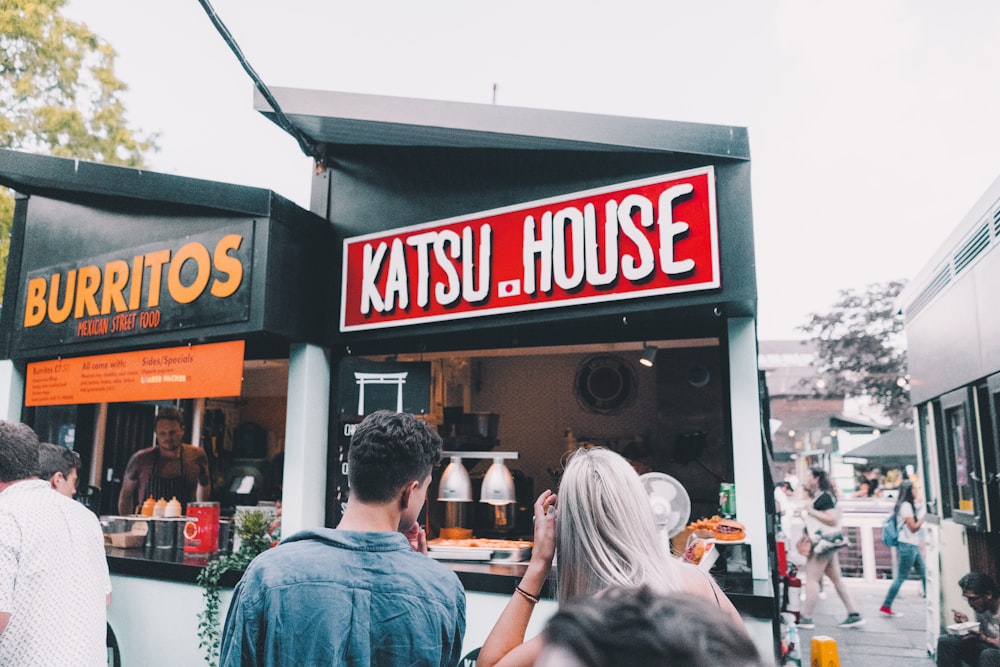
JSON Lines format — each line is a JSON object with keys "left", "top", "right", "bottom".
{"left": 798, "top": 280, "right": 911, "bottom": 425}
{"left": 0, "top": 0, "right": 156, "bottom": 294}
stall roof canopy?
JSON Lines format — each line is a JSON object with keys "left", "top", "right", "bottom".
{"left": 254, "top": 88, "right": 751, "bottom": 160}
{"left": 846, "top": 426, "right": 918, "bottom": 463}
{"left": 0, "top": 148, "right": 277, "bottom": 216}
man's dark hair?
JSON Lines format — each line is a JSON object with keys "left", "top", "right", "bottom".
{"left": 959, "top": 572, "right": 1000, "bottom": 598}
{"left": 39, "top": 442, "right": 81, "bottom": 480}
{"left": 347, "top": 410, "right": 442, "bottom": 503}
{"left": 0, "top": 421, "right": 42, "bottom": 482}
{"left": 541, "top": 586, "right": 764, "bottom": 667}
{"left": 155, "top": 406, "right": 185, "bottom": 428}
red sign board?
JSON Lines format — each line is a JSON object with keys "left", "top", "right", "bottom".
{"left": 340, "top": 167, "right": 719, "bottom": 332}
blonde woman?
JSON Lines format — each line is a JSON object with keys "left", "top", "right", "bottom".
{"left": 477, "top": 447, "right": 742, "bottom": 667}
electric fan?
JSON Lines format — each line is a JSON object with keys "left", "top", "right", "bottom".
{"left": 639, "top": 472, "right": 692, "bottom": 539}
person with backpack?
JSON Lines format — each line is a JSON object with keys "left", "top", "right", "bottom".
{"left": 880, "top": 480, "right": 927, "bottom": 617}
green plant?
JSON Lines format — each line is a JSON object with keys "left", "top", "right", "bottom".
{"left": 196, "top": 509, "right": 273, "bottom": 666}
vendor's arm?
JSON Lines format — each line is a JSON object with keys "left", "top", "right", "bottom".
{"left": 0, "top": 612, "right": 8, "bottom": 636}
{"left": 118, "top": 455, "right": 141, "bottom": 515}
{"left": 194, "top": 447, "right": 212, "bottom": 502}
{"left": 477, "top": 490, "right": 556, "bottom": 667}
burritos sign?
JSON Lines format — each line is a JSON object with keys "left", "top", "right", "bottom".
{"left": 340, "top": 167, "right": 719, "bottom": 332}
{"left": 20, "top": 222, "right": 254, "bottom": 348}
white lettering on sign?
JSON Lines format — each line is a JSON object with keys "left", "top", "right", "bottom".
{"left": 363, "top": 225, "right": 493, "bottom": 314}
{"left": 341, "top": 167, "right": 719, "bottom": 331}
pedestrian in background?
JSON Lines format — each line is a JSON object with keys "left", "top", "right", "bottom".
{"left": 880, "top": 480, "right": 926, "bottom": 617}
{"left": 796, "top": 467, "right": 865, "bottom": 630}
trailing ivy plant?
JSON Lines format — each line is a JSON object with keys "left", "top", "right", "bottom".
{"left": 196, "top": 509, "right": 273, "bottom": 667}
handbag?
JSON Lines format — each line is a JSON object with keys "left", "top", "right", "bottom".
{"left": 811, "top": 529, "right": 848, "bottom": 555}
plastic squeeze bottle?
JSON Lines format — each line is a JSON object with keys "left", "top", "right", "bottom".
{"left": 164, "top": 497, "right": 182, "bottom": 518}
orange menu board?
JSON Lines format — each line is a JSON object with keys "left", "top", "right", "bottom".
{"left": 25, "top": 341, "right": 245, "bottom": 407}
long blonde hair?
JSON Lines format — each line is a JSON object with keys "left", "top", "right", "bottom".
{"left": 555, "top": 447, "right": 687, "bottom": 604}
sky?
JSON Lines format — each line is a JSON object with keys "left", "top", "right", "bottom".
{"left": 60, "top": 0, "right": 1000, "bottom": 340}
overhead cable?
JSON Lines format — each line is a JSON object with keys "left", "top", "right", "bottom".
{"left": 197, "top": 0, "right": 327, "bottom": 169}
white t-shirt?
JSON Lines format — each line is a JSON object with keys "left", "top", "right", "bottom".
{"left": 896, "top": 500, "right": 925, "bottom": 546}
{"left": 0, "top": 479, "right": 111, "bottom": 666}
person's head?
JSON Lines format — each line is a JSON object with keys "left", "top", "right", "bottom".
{"left": 39, "top": 442, "right": 81, "bottom": 497}
{"left": 154, "top": 407, "right": 186, "bottom": 453}
{"left": 555, "top": 447, "right": 679, "bottom": 603}
{"left": 776, "top": 481, "right": 793, "bottom": 495}
{"left": 347, "top": 410, "right": 442, "bottom": 529}
{"left": 806, "top": 467, "right": 835, "bottom": 497}
{"left": 0, "top": 421, "right": 41, "bottom": 483}
{"left": 893, "top": 479, "right": 916, "bottom": 512}
{"left": 536, "top": 585, "right": 764, "bottom": 667}
{"left": 958, "top": 572, "right": 1000, "bottom": 614}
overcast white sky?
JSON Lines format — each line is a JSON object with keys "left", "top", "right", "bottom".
{"left": 62, "top": 0, "right": 1000, "bottom": 340}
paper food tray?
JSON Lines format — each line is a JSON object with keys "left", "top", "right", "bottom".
{"left": 428, "top": 538, "right": 532, "bottom": 563}
{"left": 428, "top": 547, "right": 494, "bottom": 562}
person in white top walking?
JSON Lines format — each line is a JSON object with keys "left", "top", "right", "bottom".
{"left": 880, "top": 480, "right": 927, "bottom": 617}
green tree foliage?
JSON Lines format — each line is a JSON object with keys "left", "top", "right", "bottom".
{"left": 798, "top": 280, "right": 911, "bottom": 425}
{"left": 0, "top": 0, "right": 156, "bottom": 295}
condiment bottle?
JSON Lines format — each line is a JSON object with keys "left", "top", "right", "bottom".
{"left": 164, "top": 497, "right": 182, "bottom": 518}
{"left": 153, "top": 498, "right": 167, "bottom": 517}
{"left": 140, "top": 496, "right": 156, "bottom": 516}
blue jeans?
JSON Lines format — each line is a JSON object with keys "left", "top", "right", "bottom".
{"left": 882, "top": 542, "right": 926, "bottom": 608}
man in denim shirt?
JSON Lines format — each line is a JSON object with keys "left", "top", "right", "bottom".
{"left": 220, "top": 411, "right": 466, "bottom": 667}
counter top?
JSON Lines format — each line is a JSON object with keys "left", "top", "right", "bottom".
{"left": 106, "top": 546, "right": 775, "bottom": 618}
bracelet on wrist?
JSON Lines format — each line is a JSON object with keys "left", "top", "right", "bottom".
{"left": 515, "top": 585, "right": 540, "bottom": 604}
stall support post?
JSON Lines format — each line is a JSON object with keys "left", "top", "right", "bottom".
{"left": 282, "top": 343, "right": 331, "bottom": 536}
{"left": 0, "top": 360, "right": 24, "bottom": 422}
{"left": 728, "top": 317, "right": 767, "bottom": 580}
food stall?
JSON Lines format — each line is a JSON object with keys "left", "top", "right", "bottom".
{"left": 0, "top": 90, "right": 779, "bottom": 664}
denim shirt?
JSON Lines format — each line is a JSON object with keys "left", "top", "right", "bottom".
{"left": 220, "top": 528, "right": 466, "bottom": 667}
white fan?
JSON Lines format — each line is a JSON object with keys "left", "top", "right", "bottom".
{"left": 639, "top": 472, "right": 692, "bottom": 539}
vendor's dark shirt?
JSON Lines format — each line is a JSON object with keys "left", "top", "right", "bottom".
{"left": 219, "top": 528, "right": 466, "bottom": 667}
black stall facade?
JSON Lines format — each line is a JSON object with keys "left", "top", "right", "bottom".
{"left": 0, "top": 91, "right": 778, "bottom": 664}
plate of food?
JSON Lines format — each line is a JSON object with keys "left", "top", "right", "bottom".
{"left": 946, "top": 621, "right": 979, "bottom": 636}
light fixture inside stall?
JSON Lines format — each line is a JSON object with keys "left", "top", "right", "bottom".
{"left": 438, "top": 450, "right": 518, "bottom": 504}
{"left": 437, "top": 456, "right": 473, "bottom": 502}
{"left": 480, "top": 456, "right": 517, "bottom": 505}
{"left": 640, "top": 344, "right": 658, "bottom": 368}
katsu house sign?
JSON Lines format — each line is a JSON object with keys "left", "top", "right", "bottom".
{"left": 340, "top": 167, "right": 720, "bottom": 332}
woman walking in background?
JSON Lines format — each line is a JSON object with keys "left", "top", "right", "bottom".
{"left": 796, "top": 467, "right": 865, "bottom": 629}
{"left": 880, "top": 480, "right": 927, "bottom": 617}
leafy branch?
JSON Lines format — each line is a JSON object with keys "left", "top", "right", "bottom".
{"left": 196, "top": 509, "right": 273, "bottom": 667}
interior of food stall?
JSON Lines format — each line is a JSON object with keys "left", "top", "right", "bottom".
{"left": 27, "top": 357, "right": 291, "bottom": 522}
{"left": 335, "top": 336, "right": 732, "bottom": 550}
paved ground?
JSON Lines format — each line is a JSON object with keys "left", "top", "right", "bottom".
{"left": 786, "top": 578, "right": 936, "bottom": 666}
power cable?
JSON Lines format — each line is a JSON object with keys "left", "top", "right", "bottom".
{"left": 197, "top": 0, "right": 327, "bottom": 169}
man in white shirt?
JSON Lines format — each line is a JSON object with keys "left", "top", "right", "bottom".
{"left": 0, "top": 421, "right": 111, "bottom": 667}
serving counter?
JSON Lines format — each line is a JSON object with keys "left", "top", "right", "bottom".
{"left": 105, "top": 545, "right": 776, "bottom": 666}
